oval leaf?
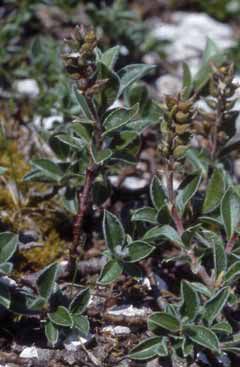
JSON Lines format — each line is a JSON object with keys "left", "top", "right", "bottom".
{"left": 184, "top": 325, "right": 220, "bottom": 353}
{"left": 143, "top": 225, "right": 184, "bottom": 248}
{"left": 103, "top": 103, "right": 139, "bottom": 135}
{"left": 128, "top": 337, "right": 168, "bottom": 361}
{"left": 203, "top": 168, "right": 225, "bottom": 214}
{"left": 48, "top": 306, "right": 73, "bottom": 328}
{"left": 36, "top": 262, "right": 59, "bottom": 300}
{"left": 45, "top": 320, "right": 59, "bottom": 346}
{"left": 118, "top": 64, "right": 155, "bottom": 97}
{"left": 150, "top": 176, "right": 167, "bottom": 211}
{"left": 176, "top": 174, "right": 201, "bottom": 215}
{"left": 125, "top": 241, "right": 155, "bottom": 263}
{"left": 103, "top": 210, "right": 125, "bottom": 254}
{"left": 72, "top": 314, "right": 89, "bottom": 336}
{"left": 0, "top": 232, "right": 18, "bottom": 264}
{"left": 204, "top": 287, "right": 230, "bottom": 325}
{"left": 224, "top": 261, "right": 240, "bottom": 284}
{"left": 129, "top": 337, "right": 166, "bottom": 360}
{"left": 131, "top": 207, "right": 157, "bottom": 224}
{"left": 148, "top": 312, "right": 180, "bottom": 333}
{"left": 221, "top": 188, "right": 240, "bottom": 240}
{"left": 180, "top": 281, "right": 199, "bottom": 321}
{"left": 70, "top": 288, "right": 90, "bottom": 315}
{"left": 98, "top": 259, "right": 123, "bottom": 285}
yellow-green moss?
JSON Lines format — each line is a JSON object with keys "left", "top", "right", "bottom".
{"left": 1, "top": 140, "right": 67, "bottom": 272}
{"left": 22, "top": 229, "right": 64, "bottom": 270}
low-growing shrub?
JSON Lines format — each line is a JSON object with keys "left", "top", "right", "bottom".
{"left": 1, "top": 23, "right": 240, "bottom": 366}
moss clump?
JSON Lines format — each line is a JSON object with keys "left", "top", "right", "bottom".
{"left": 21, "top": 229, "right": 64, "bottom": 271}
{"left": 0, "top": 139, "right": 67, "bottom": 272}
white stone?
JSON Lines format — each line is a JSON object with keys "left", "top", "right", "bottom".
{"left": 64, "top": 330, "right": 93, "bottom": 351}
{"left": 1, "top": 276, "right": 17, "bottom": 287}
{"left": 33, "top": 114, "right": 63, "bottom": 130}
{"left": 107, "top": 305, "right": 150, "bottom": 317}
{"left": 64, "top": 340, "right": 83, "bottom": 351}
{"left": 15, "top": 79, "right": 40, "bottom": 98}
{"left": 142, "top": 277, "right": 151, "bottom": 290}
{"left": 156, "top": 74, "right": 182, "bottom": 98}
{"left": 109, "top": 176, "right": 147, "bottom": 190}
{"left": 20, "top": 346, "right": 38, "bottom": 359}
{"left": 102, "top": 325, "right": 131, "bottom": 336}
{"left": 152, "top": 12, "right": 234, "bottom": 75}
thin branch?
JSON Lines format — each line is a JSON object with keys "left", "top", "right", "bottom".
{"left": 225, "top": 233, "right": 238, "bottom": 254}
{"left": 68, "top": 165, "right": 96, "bottom": 275}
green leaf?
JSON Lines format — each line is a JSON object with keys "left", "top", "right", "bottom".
{"left": 71, "top": 123, "right": 91, "bottom": 144}
{"left": 45, "top": 320, "right": 59, "bottom": 346}
{"left": 28, "top": 296, "right": 46, "bottom": 311}
{"left": 31, "top": 159, "right": 63, "bottom": 182}
{"left": 148, "top": 312, "right": 180, "bottom": 333}
{"left": 103, "top": 210, "right": 125, "bottom": 254}
{"left": 98, "top": 259, "right": 123, "bottom": 285}
{"left": 221, "top": 334, "right": 240, "bottom": 352}
{"left": 0, "top": 262, "right": 13, "bottom": 275}
{"left": 204, "top": 287, "right": 230, "bottom": 325}
{"left": 103, "top": 103, "right": 139, "bottom": 135}
{"left": 36, "top": 262, "right": 58, "bottom": 300}
{"left": 91, "top": 148, "right": 112, "bottom": 164}
{"left": 48, "top": 306, "right": 73, "bottom": 328}
{"left": 74, "top": 89, "right": 93, "bottom": 120}
{"left": 131, "top": 207, "right": 157, "bottom": 224}
{"left": 0, "top": 282, "right": 10, "bottom": 309}
{"left": 72, "top": 314, "right": 89, "bottom": 336}
{"left": 203, "top": 168, "right": 225, "bottom": 214}
{"left": 180, "top": 281, "right": 199, "bottom": 321}
{"left": 200, "top": 216, "right": 224, "bottom": 227}
{"left": 185, "top": 148, "right": 208, "bottom": 177}
{"left": 182, "top": 338, "right": 194, "bottom": 358}
{"left": 224, "top": 261, "right": 240, "bottom": 284}
{"left": 118, "top": 64, "right": 155, "bottom": 96}
{"left": 129, "top": 337, "right": 168, "bottom": 360}
{"left": 125, "top": 241, "right": 155, "bottom": 262}
{"left": 70, "top": 288, "right": 90, "bottom": 315}
{"left": 116, "top": 131, "right": 138, "bottom": 150}
{"left": 176, "top": 174, "right": 201, "bottom": 215}
{"left": 189, "top": 282, "right": 212, "bottom": 298}
{"left": 212, "top": 321, "right": 233, "bottom": 335}
{"left": 143, "top": 225, "right": 184, "bottom": 248}
{"left": 221, "top": 188, "right": 240, "bottom": 240}
{"left": 101, "top": 46, "right": 120, "bottom": 70}
{"left": 214, "top": 239, "right": 227, "bottom": 278}
{"left": 194, "top": 38, "right": 224, "bottom": 90}
{"left": 184, "top": 325, "right": 220, "bottom": 353}
{"left": 182, "top": 62, "right": 192, "bottom": 99}
{"left": 0, "top": 232, "right": 18, "bottom": 264}
{"left": 150, "top": 176, "right": 167, "bottom": 211}
{"left": 96, "top": 62, "right": 120, "bottom": 106}
{"left": 56, "top": 134, "right": 85, "bottom": 151}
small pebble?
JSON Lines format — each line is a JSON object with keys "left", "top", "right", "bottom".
{"left": 20, "top": 346, "right": 38, "bottom": 359}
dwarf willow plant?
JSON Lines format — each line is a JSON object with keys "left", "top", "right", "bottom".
{"left": 126, "top": 63, "right": 240, "bottom": 363}
{"left": 0, "top": 25, "right": 158, "bottom": 345}
{"left": 0, "top": 232, "right": 91, "bottom": 345}
{"left": 1, "top": 25, "right": 240, "bottom": 363}
{"left": 95, "top": 44, "right": 240, "bottom": 363}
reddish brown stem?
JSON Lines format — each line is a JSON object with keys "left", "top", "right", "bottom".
{"left": 68, "top": 165, "right": 96, "bottom": 274}
{"left": 225, "top": 233, "right": 238, "bottom": 254}
{"left": 171, "top": 206, "right": 184, "bottom": 236}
